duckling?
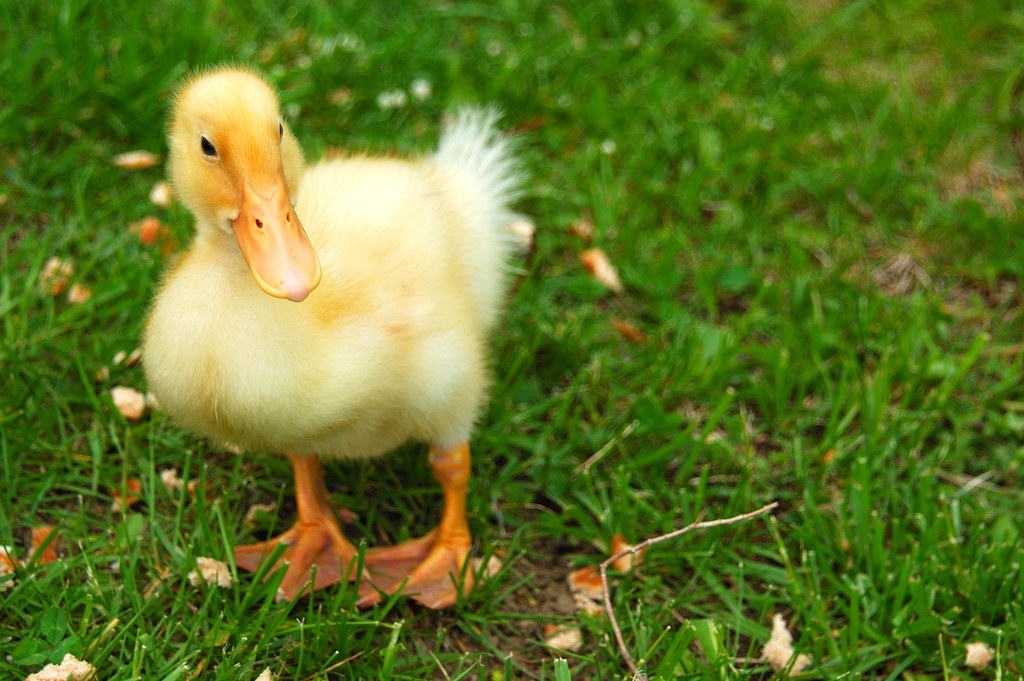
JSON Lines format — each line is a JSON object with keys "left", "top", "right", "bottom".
{"left": 142, "top": 66, "right": 521, "bottom": 608}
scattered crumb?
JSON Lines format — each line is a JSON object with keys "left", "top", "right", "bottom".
{"left": 471, "top": 555, "right": 504, "bottom": 579}
{"left": 110, "top": 478, "right": 143, "bottom": 512}
{"left": 111, "top": 386, "right": 147, "bottom": 420}
{"left": 243, "top": 502, "right": 277, "bottom": 525}
{"left": 572, "top": 591, "right": 605, "bottom": 618}
{"left": 114, "top": 348, "right": 142, "bottom": 367}
{"left": 330, "top": 88, "right": 353, "bottom": 106}
{"left": 131, "top": 216, "right": 164, "bottom": 246}
{"left": 29, "top": 526, "right": 59, "bottom": 565}
{"left": 507, "top": 218, "right": 535, "bottom": 251}
{"left": 763, "top": 613, "right": 812, "bottom": 673}
{"left": 609, "top": 534, "right": 644, "bottom": 573}
{"left": 25, "top": 653, "right": 95, "bottom": 681}
{"left": 66, "top": 283, "right": 92, "bottom": 305}
{"left": 964, "top": 641, "right": 994, "bottom": 671}
{"left": 376, "top": 88, "right": 407, "bottom": 109}
{"left": 113, "top": 149, "right": 161, "bottom": 170}
{"left": 580, "top": 248, "right": 623, "bottom": 294}
{"left": 410, "top": 78, "right": 433, "bottom": 101}
{"left": 254, "top": 669, "right": 274, "bottom": 681}
{"left": 566, "top": 566, "right": 603, "bottom": 602}
{"left": 94, "top": 366, "right": 110, "bottom": 383}
{"left": 221, "top": 441, "right": 243, "bottom": 455}
{"left": 38, "top": 256, "right": 73, "bottom": 296}
{"left": 159, "top": 468, "right": 184, "bottom": 493}
{"left": 188, "top": 557, "right": 233, "bottom": 588}
{"left": 543, "top": 623, "right": 583, "bottom": 653}
{"left": 570, "top": 216, "right": 594, "bottom": 242}
{"left": 149, "top": 180, "right": 173, "bottom": 207}
{"left": 0, "top": 545, "right": 16, "bottom": 591}
{"left": 186, "top": 479, "right": 211, "bottom": 500}
{"left": 567, "top": 565, "right": 605, "bottom": 615}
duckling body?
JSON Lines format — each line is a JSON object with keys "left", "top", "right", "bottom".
{"left": 146, "top": 156, "right": 499, "bottom": 458}
{"left": 142, "top": 67, "right": 520, "bottom": 607}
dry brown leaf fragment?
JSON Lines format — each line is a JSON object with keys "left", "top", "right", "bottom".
{"left": 25, "top": 653, "right": 95, "bottom": 681}
{"left": 609, "top": 534, "right": 644, "bottom": 573}
{"left": 580, "top": 248, "right": 623, "bottom": 294}
{"left": 188, "top": 556, "right": 233, "bottom": 588}
{"left": 612, "top": 319, "right": 646, "bottom": 343}
{"left": 111, "top": 386, "right": 147, "bottom": 420}
{"left": 254, "top": 669, "right": 274, "bottom": 681}
{"left": 29, "top": 526, "right": 59, "bottom": 565}
{"left": 38, "top": 256, "right": 74, "bottom": 296}
{"left": 964, "top": 641, "right": 994, "bottom": 670}
{"left": 873, "top": 252, "right": 933, "bottom": 296}
{"left": 543, "top": 623, "right": 583, "bottom": 653}
{"left": 113, "top": 149, "right": 161, "bottom": 170}
{"left": 110, "top": 478, "right": 143, "bottom": 512}
{"left": 763, "top": 614, "right": 812, "bottom": 673}
{"left": 149, "top": 180, "right": 174, "bottom": 207}
{"left": 510, "top": 116, "right": 546, "bottom": 134}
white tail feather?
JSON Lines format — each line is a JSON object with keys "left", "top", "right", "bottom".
{"left": 430, "top": 107, "right": 524, "bottom": 330}
{"left": 433, "top": 107, "right": 522, "bottom": 221}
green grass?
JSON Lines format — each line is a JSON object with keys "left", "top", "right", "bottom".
{"left": 3, "top": 0, "right": 1024, "bottom": 679}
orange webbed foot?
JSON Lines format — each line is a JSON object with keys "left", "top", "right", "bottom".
{"left": 234, "top": 454, "right": 374, "bottom": 601}
{"left": 357, "top": 529, "right": 473, "bottom": 609}
{"left": 235, "top": 444, "right": 478, "bottom": 608}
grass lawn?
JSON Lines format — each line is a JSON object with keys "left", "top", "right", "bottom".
{"left": 3, "top": 0, "right": 1024, "bottom": 678}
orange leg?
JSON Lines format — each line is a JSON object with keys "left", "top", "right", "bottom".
{"left": 234, "top": 454, "right": 375, "bottom": 602}
{"left": 234, "top": 445, "right": 477, "bottom": 609}
{"left": 359, "top": 442, "right": 475, "bottom": 609}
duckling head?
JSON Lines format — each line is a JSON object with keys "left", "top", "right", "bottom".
{"left": 167, "top": 66, "right": 321, "bottom": 302}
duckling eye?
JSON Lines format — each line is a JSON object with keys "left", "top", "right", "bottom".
{"left": 278, "top": 123, "right": 284, "bottom": 140}
{"left": 201, "top": 136, "right": 217, "bottom": 157}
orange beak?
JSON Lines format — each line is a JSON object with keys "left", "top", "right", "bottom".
{"left": 231, "top": 176, "right": 322, "bottom": 302}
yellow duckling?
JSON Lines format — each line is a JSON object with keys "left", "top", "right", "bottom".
{"left": 142, "top": 66, "right": 521, "bottom": 608}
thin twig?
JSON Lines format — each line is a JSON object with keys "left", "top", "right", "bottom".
{"left": 598, "top": 501, "right": 779, "bottom": 681}
{"left": 575, "top": 420, "right": 639, "bottom": 475}
{"left": 935, "top": 468, "right": 1000, "bottom": 493}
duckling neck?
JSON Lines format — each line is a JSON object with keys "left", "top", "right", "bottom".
{"left": 194, "top": 223, "right": 251, "bottom": 279}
